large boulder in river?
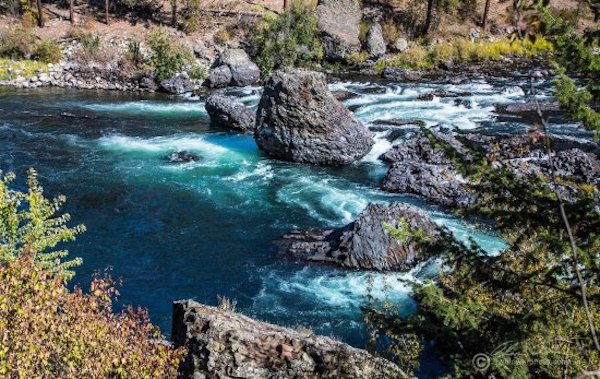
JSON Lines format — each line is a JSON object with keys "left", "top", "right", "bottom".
{"left": 255, "top": 68, "right": 374, "bottom": 165}
{"left": 173, "top": 300, "right": 404, "bottom": 379}
{"left": 316, "top": 0, "right": 362, "bottom": 61}
{"left": 205, "top": 49, "right": 261, "bottom": 88}
{"left": 278, "top": 202, "right": 441, "bottom": 271}
{"left": 205, "top": 94, "right": 255, "bottom": 133}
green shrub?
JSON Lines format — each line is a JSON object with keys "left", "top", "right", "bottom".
{"left": 381, "top": 19, "right": 401, "bottom": 45}
{"left": 0, "top": 27, "right": 37, "bottom": 60}
{"left": 127, "top": 40, "right": 145, "bottom": 67}
{"left": 251, "top": 2, "right": 323, "bottom": 74}
{"left": 80, "top": 33, "right": 101, "bottom": 55}
{"left": 147, "top": 27, "right": 193, "bottom": 82}
{"left": 32, "top": 39, "right": 63, "bottom": 63}
{"left": 358, "top": 20, "right": 371, "bottom": 43}
{"left": 0, "top": 169, "right": 84, "bottom": 280}
{"left": 375, "top": 46, "right": 433, "bottom": 70}
{"left": 431, "top": 42, "right": 456, "bottom": 64}
{"left": 180, "top": 0, "right": 202, "bottom": 33}
{"left": 188, "top": 64, "right": 207, "bottom": 80}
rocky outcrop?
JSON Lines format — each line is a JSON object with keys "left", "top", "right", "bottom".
{"left": 382, "top": 162, "right": 474, "bottom": 208}
{"left": 278, "top": 202, "right": 441, "bottom": 271}
{"left": 205, "top": 94, "right": 256, "bottom": 133}
{"left": 255, "top": 68, "right": 374, "bottom": 165}
{"left": 366, "top": 23, "right": 386, "bottom": 58}
{"left": 172, "top": 300, "right": 404, "bottom": 379}
{"left": 380, "top": 129, "right": 600, "bottom": 208}
{"left": 316, "top": 0, "right": 362, "bottom": 61}
{"left": 495, "top": 101, "right": 563, "bottom": 123}
{"left": 206, "top": 49, "right": 261, "bottom": 88}
{"left": 160, "top": 73, "right": 195, "bottom": 94}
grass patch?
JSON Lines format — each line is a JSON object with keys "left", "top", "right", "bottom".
{"left": 375, "top": 36, "right": 554, "bottom": 71}
{"left": 0, "top": 58, "right": 48, "bottom": 80}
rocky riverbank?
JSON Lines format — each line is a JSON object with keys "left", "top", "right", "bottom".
{"left": 172, "top": 300, "right": 405, "bottom": 379}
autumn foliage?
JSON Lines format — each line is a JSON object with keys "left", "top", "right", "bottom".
{"left": 0, "top": 257, "right": 185, "bottom": 378}
{"left": 0, "top": 169, "right": 184, "bottom": 378}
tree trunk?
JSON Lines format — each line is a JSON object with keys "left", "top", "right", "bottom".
{"left": 481, "top": 0, "right": 491, "bottom": 29}
{"left": 69, "top": 0, "right": 74, "bottom": 25}
{"left": 36, "top": 0, "right": 44, "bottom": 27}
{"left": 423, "top": 0, "right": 434, "bottom": 36}
{"left": 172, "top": 0, "right": 178, "bottom": 27}
{"left": 105, "top": 0, "right": 109, "bottom": 24}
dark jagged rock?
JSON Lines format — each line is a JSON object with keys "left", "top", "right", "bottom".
{"left": 381, "top": 162, "right": 474, "bottom": 208}
{"left": 278, "top": 202, "right": 441, "bottom": 271}
{"left": 372, "top": 118, "right": 427, "bottom": 128}
{"left": 255, "top": 68, "right": 374, "bottom": 165}
{"left": 332, "top": 90, "right": 360, "bottom": 102}
{"left": 417, "top": 90, "right": 472, "bottom": 101}
{"left": 166, "top": 151, "right": 201, "bottom": 163}
{"left": 316, "top": 0, "right": 362, "bottom": 61}
{"left": 138, "top": 75, "right": 158, "bottom": 91}
{"left": 160, "top": 74, "right": 195, "bottom": 94}
{"left": 380, "top": 130, "right": 600, "bottom": 208}
{"left": 172, "top": 300, "right": 404, "bottom": 379}
{"left": 381, "top": 67, "right": 422, "bottom": 81}
{"left": 205, "top": 94, "right": 256, "bottom": 133}
{"left": 495, "top": 101, "right": 562, "bottom": 122}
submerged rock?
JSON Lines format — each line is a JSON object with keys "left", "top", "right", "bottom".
{"left": 172, "top": 300, "right": 403, "bottom": 379}
{"left": 278, "top": 202, "right": 441, "bottom": 271}
{"left": 417, "top": 90, "right": 472, "bottom": 101}
{"left": 166, "top": 151, "right": 201, "bottom": 163}
{"left": 205, "top": 93, "right": 256, "bottom": 133}
{"left": 372, "top": 118, "right": 427, "bottom": 128}
{"left": 255, "top": 68, "right": 374, "bottom": 165}
{"left": 316, "top": 0, "right": 362, "bottom": 61}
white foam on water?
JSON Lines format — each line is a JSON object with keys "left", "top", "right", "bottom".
{"left": 253, "top": 264, "right": 426, "bottom": 317}
{"left": 225, "top": 161, "right": 274, "bottom": 182}
{"left": 96, "top": 133, "right": 232, "bottom": 160}
{"left": 361, "top": 131, "right": 397, "bottom": 163}
{"left": 81, "top": 100, "right": 206, "bottom": 115}
{"left": 275, "top": 175, "right": 387, "bottom": 225}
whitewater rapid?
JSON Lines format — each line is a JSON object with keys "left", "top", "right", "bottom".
{"left": 0, "top": 77, "right": 567, "bottom": 344}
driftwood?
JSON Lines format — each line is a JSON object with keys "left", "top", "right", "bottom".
{"left": 203, "top": 8, "right": 267, "bottom": 16}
